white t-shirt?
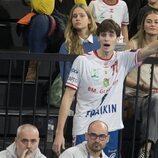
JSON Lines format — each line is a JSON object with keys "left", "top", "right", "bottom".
{"left": 89, "top": 0, "right": 129, "bottom": 25}
{"left": 59, "top": 141, "right": 108, "bottom": 158}
{"left": 66, "top": 50, "right": 138, "bottom": 135}
{"left": 89, "top": 0, "right": 129, "bottom": 43}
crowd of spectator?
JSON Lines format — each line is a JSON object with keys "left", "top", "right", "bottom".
{"left": 1, "top": 0, "right": 158, "bottom": 158}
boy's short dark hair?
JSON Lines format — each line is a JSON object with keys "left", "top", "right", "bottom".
{"left": 96, "top": 19, "right": 121, "bottom": 37}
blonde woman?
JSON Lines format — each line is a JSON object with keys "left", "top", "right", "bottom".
{"left": 22, "top": 0, "right": 87, "bottom": 81}
{"left": 59, "top": 4, "right": 100, "bottom": 82}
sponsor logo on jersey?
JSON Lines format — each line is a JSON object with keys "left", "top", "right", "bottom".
{"left": 88, "top": 87, "right": 110, "bottom": 94}
{"left": 70, "top": 68, "right": 78, "bottom": 74}
{"left": 85, "top": 104, "right": 117, "bottom": 117}
{"left": 91, "top": 69, "right": 99, "bottom": 80}
{"left": 88, "top": 87, "right": 96, "bottom": 93}
{"left": 68, "top": 76, "right": 77, "bottom": 83}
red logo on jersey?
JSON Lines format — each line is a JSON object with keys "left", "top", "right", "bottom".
{"left": 88, "top": 87, "right": 96, "bottom": 93}
{"left": 109, "top": 9, "right": 114, "bottom": 13}
{"left": 111, "top": 60, "right": 118, "bottom": 75}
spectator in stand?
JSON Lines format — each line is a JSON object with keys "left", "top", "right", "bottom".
{"left": 59, "top": 120, "right": 109, "bottom": 158}
{"left": 52, "top": 19, "right": 158, "bottom": 158}
{"left": 137, "top": 0, "right": 158, "bottom": 29}
{"left": 59, "top": 3, "right": 100, "bottom": 83}
{"left": 89, "top": 0, "right": 129, "bottom": 48}
{"left": 17, "top": 0, "right": 55, "bottom": 81}
{"left": 125, "top": 10, "right": 158, "bottom": 158}
{"left": 86, "top": 0, "right": 91, "bottom": 5}
{"left": 0, "top": 124, "right": 46, "bottom": 158}
{"left": 55, "top": 0, "right": 87, "bottom": 15}
{"left": 20, "top": 0, "right": 87, "bottom": 82}
{"left": 124, "top": 0, "right": 147, "bottom": 38}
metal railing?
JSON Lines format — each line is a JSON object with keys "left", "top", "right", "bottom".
{"left": 122, "top": 57, "right": 158, "bottom": 158}
{"left": 0, "top": 50, "right": 157, "bottom": 158}
{"left": 0, "top": 51, "right": 77, "bottom": 158}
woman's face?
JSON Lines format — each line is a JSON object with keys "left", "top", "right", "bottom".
{"left": 72, "top": 7, "right": 90, "bottom": 31}
{"left": 148, "top": 0, "right": 158, "bottom": 4}
{"left": 144, "top": 13, "right": 158, "bottom": 36}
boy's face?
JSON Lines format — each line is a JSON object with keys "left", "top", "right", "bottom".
{"left": 98, "top": 31, "right": 118, "bottom": 53}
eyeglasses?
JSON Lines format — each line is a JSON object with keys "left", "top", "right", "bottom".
{"left": 21, "top": 139, "right": 38, "bottom": 145}
{"left": 88, "top": 133, "right": 108, "bottom": 141}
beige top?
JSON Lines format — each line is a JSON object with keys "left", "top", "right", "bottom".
{"left": 126, "top": 40, "right": 158, "bottom": 97}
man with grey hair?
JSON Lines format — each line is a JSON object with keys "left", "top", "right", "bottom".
{"left": 0, "top": 124, "right": 46, "bottom": 158}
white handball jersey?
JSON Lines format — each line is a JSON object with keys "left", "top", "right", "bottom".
{"left": 89, "top": 0, "right": 129, "bottom": 26}
{"left": 66, "top": 50, "right": 138, "bottom": 135}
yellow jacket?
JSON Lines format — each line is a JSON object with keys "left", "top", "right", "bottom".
{"left": 74, "top": 0, "right": 87, "bottom": 5}
{"left": 31, "top": 0, "right": 87, "bottom": 15}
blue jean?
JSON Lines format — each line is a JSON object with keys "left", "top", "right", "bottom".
{"left": 25, "top": 14, "right": 50, "bottom": 53}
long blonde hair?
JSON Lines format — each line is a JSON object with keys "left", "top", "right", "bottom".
{"left": 131, "top": 10, "right": 158, "bottom": 48}
{"left": 64, "top": 4, "right": 97, "bottom": 55}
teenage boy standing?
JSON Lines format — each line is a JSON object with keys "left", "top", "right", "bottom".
{"left": 53, "top": 19, "right": 158, "bottom": 157}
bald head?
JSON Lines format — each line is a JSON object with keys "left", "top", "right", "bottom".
{"left": 85, "top": 120, "right": 109, "bottom": 156}
{"left": 88, "top": 120, "right": 108, "bottom": 134}
{"left": 16, "top": 124, "right": 39, "bottom": 138}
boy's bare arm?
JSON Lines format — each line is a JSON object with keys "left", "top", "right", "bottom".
{"left": 52, "top": 87, "right": 76, "bottom": 156}
{"left": 138, "top": 40, "right": 158, "bottom": 61}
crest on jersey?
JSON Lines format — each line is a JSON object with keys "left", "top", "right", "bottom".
{"left": 103, "top": 78, "right": 109, "bottom": 87}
